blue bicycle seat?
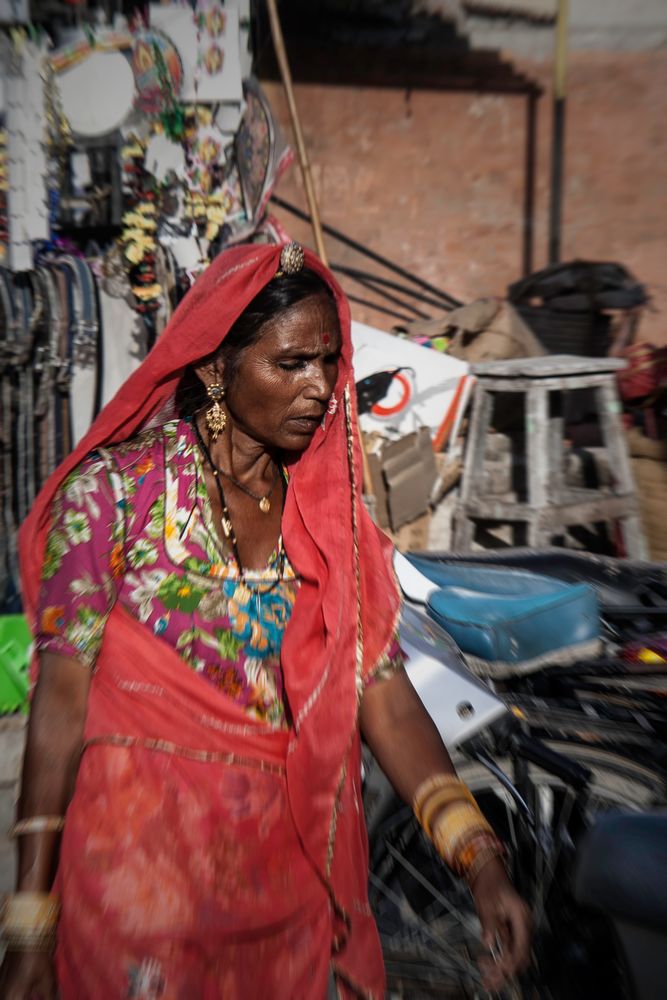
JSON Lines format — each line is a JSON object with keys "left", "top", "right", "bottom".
{"left": 406, "top": 555, "right": 600, "bottom": 677}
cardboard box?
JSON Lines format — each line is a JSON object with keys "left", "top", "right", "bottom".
{"left": 383, "top": 511, "right": 432, "bottom": 553}
{"left": 363, "top": 429, "right": 438, "bottom": 532}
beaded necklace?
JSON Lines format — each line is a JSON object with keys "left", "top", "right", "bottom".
{"left": 194, "top": 421, "right": 287, "bottom": 593}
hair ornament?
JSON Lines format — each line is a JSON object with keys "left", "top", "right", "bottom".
{"left": 275, "top": 242, "right": 305, "bottom": 278}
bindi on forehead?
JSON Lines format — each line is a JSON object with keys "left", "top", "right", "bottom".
{"left": 323, "top": 333, "right": 330, "bottom": 345}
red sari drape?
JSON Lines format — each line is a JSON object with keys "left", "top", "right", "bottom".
{"left": 19, "top": 245, "right": 400, "bottom": 999}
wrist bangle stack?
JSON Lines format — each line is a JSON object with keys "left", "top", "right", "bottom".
{"left": 0, "top": 892, "right": 60, "bottom": 952}
{"left": 413, "top": 775, "right": 475, "bottom": 831}
{"left": 8, "top": 815, "right": 65, "bottom": 838}
{"left": 413, "top": 773, "right": 506, "bottom": 885}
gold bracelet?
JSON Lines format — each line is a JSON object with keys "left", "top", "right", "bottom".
{"left": 420, "top": 785, "right": 479, "bottom": 838}
{"left": 412, "top": 775, "right": 469, "bottom": 822}
{"left": 8, "top": 816, "right": 65, "bottom": 838}
{"left": 1, "top": 892, "right": 61, "bottom": 952}
{"left": 2, "top": 925, "right": 57, "bottom": 952}
{"left": 431, "top": 801, "right": 494, "bottom": 864}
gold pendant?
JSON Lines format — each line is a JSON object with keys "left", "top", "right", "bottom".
{"left": 259, "top": 497, "right": 271, "bottom": 514}
{"left": 222, "top": 517, "right": 232, "bottom": 537}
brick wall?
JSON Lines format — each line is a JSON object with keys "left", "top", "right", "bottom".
{"left": 263, "top": 48, "right": 667, "bottom": 345}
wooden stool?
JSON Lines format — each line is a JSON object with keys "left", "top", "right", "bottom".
{"left": 453, "top": 355, "right": 648, "bottom": 557}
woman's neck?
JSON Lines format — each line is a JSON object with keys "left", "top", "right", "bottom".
{"left": 194, "top": 414, "right": 278, "bottom": 485}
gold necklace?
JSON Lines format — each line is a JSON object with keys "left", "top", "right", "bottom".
{"left": 207, "top": 454, "right": 280, "bottom": 513}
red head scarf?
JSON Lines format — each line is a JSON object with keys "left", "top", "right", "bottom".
{"left": 20, "top": 244, "right": 400, "bottom": 990}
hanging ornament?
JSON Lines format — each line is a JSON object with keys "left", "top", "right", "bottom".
{"left": 203, "top": 43, "right": 224, "bottom": 76}
{"left": 131, "top": 29, "right": 183, "bottom": 118}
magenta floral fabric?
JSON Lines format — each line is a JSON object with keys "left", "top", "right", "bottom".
{"left": 36, "top": 419, "right": 299, "bottom": 729}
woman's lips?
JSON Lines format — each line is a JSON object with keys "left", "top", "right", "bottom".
{"left": 287, "top": 415, "right": 322, "bottom": 434}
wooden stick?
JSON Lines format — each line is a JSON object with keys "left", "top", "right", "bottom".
{"left": 266, "top": 0, "right": 328, "bottom": 265}
{"left": 265, "top": 0, "right": 375, "bottom": 498}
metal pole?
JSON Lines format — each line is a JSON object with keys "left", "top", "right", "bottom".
{"left": 522, "top": 89, "right": 538, "bottom": 276}
{"left": 548, "top": 0, "right": 569, "bottom": 264}
{"left": 265, "top": 0, "right": 328, "bottom": 265}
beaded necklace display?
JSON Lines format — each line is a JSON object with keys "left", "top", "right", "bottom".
{"left": 194, "top": 421, "right": 287, "bottom": 592}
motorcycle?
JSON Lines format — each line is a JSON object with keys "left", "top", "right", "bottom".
{"left": 364, "top": 552, "right": 667, "bottom": 997}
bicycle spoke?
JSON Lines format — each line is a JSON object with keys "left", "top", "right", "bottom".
{"left": 369, "top": 870, "right": 485, "bottom": 988}
{"left": 385, "top": 841, "right": 482, "bottom": 937}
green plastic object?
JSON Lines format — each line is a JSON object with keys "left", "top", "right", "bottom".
{"left": 0, "top": 614, "right": 32, "bottom": 715}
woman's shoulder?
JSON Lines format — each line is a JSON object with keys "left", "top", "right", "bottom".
{"left": 56, "top": 419, "right": 195, "bottom": 527}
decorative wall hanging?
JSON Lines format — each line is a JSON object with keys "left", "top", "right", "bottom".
{"left": 234, "top": 77, "right": 293, "bottom": 233}
{"left": 197, "top": 6, "right": 226, "bottom": 38}
{"left": 202, "top": 43, "right": 224, "bottom": 76}
{"left": 58, "top": 50, "right": 136, "bottom": 138}
{"left": 49, "top": 32, "right": 133, "bottom": 75}
{"left": 150, "top": 3, "right": 243, "bottom": 104}
{"left": 131, "top": 29, "right": 183, "bottom": 118}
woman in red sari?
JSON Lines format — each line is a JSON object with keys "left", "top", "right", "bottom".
{"left": 1, "top": 243, "right": 529, "bottom": 999}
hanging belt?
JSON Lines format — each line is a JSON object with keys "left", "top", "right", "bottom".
{"left": 60, "top": 255, "right": 100, "bottom": 444}
{"left": 0, "top": 267, "right": 22, "bottom": 600}
{"left": 34, "top": 265, "right": 61, "bottom": 480}
{"left": 49, "top": 264, "right": 73, "bottom": 464}
{"left": 14, "top": 275, "right": 35, "bottom": 522}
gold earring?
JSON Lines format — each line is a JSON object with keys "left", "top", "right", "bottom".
{"left": 205, "top": 382, "right": 227, "bottom": 440}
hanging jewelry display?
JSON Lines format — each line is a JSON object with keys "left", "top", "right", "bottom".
{"left": 0, "top": 130, "right": 8, "bottom": 264}
{"left": 42, "top": 53, "right": 73, "bottom": 245}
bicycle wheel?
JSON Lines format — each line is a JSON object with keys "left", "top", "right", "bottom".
{"left": 367, "top": 742, "right": 666, "bottom": 999}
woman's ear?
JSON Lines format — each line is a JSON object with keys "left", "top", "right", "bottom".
{"left": 193, "top": 359, "right": 225, "bottom": 389}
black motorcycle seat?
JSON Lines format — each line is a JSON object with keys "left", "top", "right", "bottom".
{"left": 574, "top": 813, "right": 667, "bottom": 929}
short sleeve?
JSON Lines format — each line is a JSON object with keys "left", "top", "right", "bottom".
{"left": 35, "top": 454, "right": 123, "bottom": 669}
{"left": 363, "top": 632, "right": 405, "bottom": 690}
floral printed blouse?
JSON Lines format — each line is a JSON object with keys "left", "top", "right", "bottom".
{"left": 36, "top": 419, "right": 300, "bottom": 729}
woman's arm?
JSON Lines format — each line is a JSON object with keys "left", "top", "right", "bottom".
{"left": 360, "top": 666, "right": 531, "bottom": 990}
{"left": 0, "top": 652, "right": 90, "bottom": 1000}
{"left": 360, "top": 664, "right": 458, "bottom": 800}
{"left": 16, "top": 652, "right": 91, "bottom": 890}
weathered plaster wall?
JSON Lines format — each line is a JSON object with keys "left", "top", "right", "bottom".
{"left": 263, "top": 47, "right": 667, "bottom": 345}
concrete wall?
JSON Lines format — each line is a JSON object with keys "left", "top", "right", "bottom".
{"left": 264, "top": 46, "right": 667, "bottom": 345}
{"left": 429, "top": 0, "right": 667, "bottom": 55}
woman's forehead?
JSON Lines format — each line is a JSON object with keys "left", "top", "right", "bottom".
{"left": 254, "top": 293, "right": 342, "bottom": 346}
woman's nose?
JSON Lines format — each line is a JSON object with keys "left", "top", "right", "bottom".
{"left": 306, "top": 361, "right": 337, "bottom": 401}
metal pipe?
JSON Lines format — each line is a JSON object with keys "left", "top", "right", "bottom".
{"left": 271, "top": 194, "right": 461, "bottom": 307}
{"left": 548, "top": 0, "right": 569, "bottom": 264}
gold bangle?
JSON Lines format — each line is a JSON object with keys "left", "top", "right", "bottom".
{"left": 1, "top": 892, "right": 61, "bottom": 944}
{"left": 420, "top": 785, "right": 479, "bottom": 837}
{"left": 412, "top": 775, "right": 468, "bottom": 821}
{"left": 431, "top": 802, "right": 494, "bottom": 865}
{"left": 9, "top": 816, "right": 65, "bottom": 838}
{"left": 2, "top": 926, "right": 57, "bottom": 953}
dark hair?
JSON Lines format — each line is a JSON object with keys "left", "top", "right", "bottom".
{"left": 175, "top": 268, "right": 337, "bottom": 418}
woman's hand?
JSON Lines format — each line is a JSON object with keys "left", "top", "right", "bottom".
{"left": 0, "top": 950, "right": 57, "bottom": 1000}
{"left": 470, "top": 857, "right": 532, "bottom": 991}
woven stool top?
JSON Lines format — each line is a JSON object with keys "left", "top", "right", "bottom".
{"left": 471, "top": 355, "right": 627, "bottom": 379}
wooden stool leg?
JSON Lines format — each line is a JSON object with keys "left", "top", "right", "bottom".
{"left": 454, "top": 383, "right": 493, "bottom": 551}
{"left": 548, "top": 389, "right": 565, "bottom": 501}
{"left": 525, "top": 385, "right": 550, "bottom": 548}
{"left": 595, "top": 381, "right": 648, "bottom": 559}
